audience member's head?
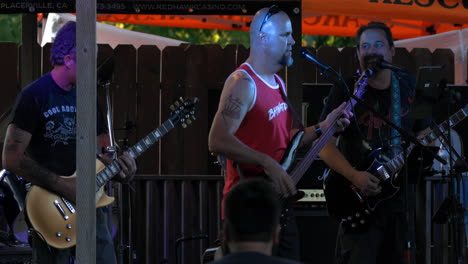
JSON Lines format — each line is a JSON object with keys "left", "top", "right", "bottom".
{"left": 224, "top": 178, "right": 281, "bottom": 246}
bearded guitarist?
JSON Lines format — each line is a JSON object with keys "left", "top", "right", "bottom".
{"left": 208, "top": 6, "right": 352, "bottom": 261}
{"left": 318, "top": 22, "right": 432, "bottom": 264}
{"left": 2, "top": 21, "right": 136, "bottom": 264}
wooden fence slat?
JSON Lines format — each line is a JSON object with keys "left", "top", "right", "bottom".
{"left": 96, "top": 44, "right": 115, "bottom": 140}
{"left": 410, "top": 48, "right": 433, "bottom": 71}
{"left": 339, "top": 46, "right": 359, "bottom": 78}
{"left": 302, "top": 47, "right": 317, "bottom": 84}
{"left": 394, "top": 47, "right": 416, "bottom": 75}
{"left": 183, "top": 45, "right": 209, "bottom": 175}
{"left": 204, "top": 44, "right": 226, "bottom": 91}
{"left": 0, "top": 42, "right": 19, "bottom": 164}
{"left": 136, "top": 45, "right": 161, "bottom": 174}
{"left": 41, "top": 43, "right": 53, "bottom": 75}
{"left": 0, "top": 43, "right": 19, "bottom": 115}
{"left": 161, "top": 46, "right": 186, "bottom": 174}
{"left": 112, "top": 45, "right": 138, "bottom": 151}
{"left": 317, "top": 46, "right": 340, "bottom": 83}
{"left": 432, "top": 48, "right": 455, "bottom": 84}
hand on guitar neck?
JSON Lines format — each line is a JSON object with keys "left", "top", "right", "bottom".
{"left": 100, "top": 152, "right": 137, "bottom": 184}
{"left": 50, "top": 152, "right": 137, "bottom": 205}
{"left": 320, "top": 102, "right": 353, "bottom": 134}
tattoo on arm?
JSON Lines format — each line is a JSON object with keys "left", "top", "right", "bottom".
{"left": 18, "top": 158, "right": 57, "bottom": 187}
{"left": 4, "top": 126, "right": 57, "bottom": 187}
{"left": 221, "top": 95, "right": 244, "bottom": 124}
{"left": 220, "top": 77, "right": 253, "bottom": 125}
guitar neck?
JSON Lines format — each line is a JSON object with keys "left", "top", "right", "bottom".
{"left": 95, "top": 119, "right": 175, "bottom": 190}
{"left": 290, "top": 86, "right": 365, "bottom": 183}
{"left": 384, "top": 104, "right": 468, "bottom": 175}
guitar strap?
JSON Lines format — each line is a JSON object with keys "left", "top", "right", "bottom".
{"left": 278, "top": 84, "right": 305, "bottom": 131}
{"left": 390, "top": 71, "right": 402, "bottom": 156}
{"left": 234, "top": 82, "right": 304, "bottom": 181}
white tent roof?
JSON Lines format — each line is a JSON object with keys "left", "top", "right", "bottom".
{"left": 41, "top": 13, "right": 186, "bottom": 50}
{"left": 395, "top": 29, "right": 468, "bottom": 85}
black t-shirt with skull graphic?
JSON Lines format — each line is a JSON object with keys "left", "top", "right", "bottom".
{"left": 11, "top": 72, "right": 106, "bottom": 176}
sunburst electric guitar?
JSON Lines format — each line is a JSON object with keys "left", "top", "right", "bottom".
{"left": 25, "top": 97, "right": 199, "bottom": 249}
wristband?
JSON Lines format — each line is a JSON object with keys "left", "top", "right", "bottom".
{"left": 315, "top": 126, "right": 322, "bottom": 138}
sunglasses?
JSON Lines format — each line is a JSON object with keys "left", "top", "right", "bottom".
{"left": 258, "top": 5, "right": 281, "bottom": 32}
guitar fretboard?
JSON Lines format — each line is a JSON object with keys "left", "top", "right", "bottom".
{"left": 291, "top": 77, "right": 367, "bottom": 183}
{"left": 383, "top": 104, "right": 468, "bottom": 175}
{"left": 95, "top": 119, "right": 175, "bottom": 190}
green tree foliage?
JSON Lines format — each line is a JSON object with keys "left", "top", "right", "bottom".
{"left": 0, "top": 14, "right": 22, "bottom": 43}
{"left": 109, "top": 22, "right": 356, "bottom": 48}
{"left": 110, "top": 22, "right": 251, "bottom": 47}
{"left": 0, "top": 14, "right": 356, "bottom": 48}
{"left": 302, "top": 35, "right": 356, "bottom": 48}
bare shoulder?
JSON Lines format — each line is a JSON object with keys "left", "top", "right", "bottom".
{"left": 221, "top": 71, "right": 255, "bottom": 109}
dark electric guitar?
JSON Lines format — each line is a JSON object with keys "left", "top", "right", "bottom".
{"left": 25, "top": 97, "right": 198, "bottom": 249}
{"left": 324, "top": 104, "right": 468, "bottom": 230}
{"left": 275, "top": 71, "right": 370, "bottom": 208}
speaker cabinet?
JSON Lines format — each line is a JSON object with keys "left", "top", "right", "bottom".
{"left": 296, "top": 209, "right": 339, "bottom": 264}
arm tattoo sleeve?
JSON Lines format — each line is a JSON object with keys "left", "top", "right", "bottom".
{"left": 222, "top": 95, "right": 244, "bottom": 125}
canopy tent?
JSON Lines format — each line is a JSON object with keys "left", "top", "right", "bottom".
{"left": 395, "top": 28, "right": 468, "bottom": 85}
{"left": 41, "top": 13, "right": 187, "bottom": 49}
{"left": 94, "top": 0, "right": 468, "bottom": 39}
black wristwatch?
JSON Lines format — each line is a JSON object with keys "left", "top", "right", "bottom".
{"left": 315, "top": 126, "right": 322, "bottom": 138}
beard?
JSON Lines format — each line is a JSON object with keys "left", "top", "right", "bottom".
{"left": 363, "top": 54, "right": 384, "bottom": 71}
{"left": 279, "top": 53, "right": 293, "bottom": 67}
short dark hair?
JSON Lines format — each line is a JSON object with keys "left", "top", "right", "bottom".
{"left": 356, "top": 22, "right": 394, "bottom": 49}
{"left": 225, "top": 178, "right": 281, "bottom": 242}
{"left": 50, "top": 21, "right": 76, "bottom": 66}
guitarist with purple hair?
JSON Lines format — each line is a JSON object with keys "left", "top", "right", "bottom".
{"left": 2, "top": 21, "right": 136, "bottom": 264}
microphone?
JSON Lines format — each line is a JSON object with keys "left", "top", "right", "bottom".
{"left": 300, "top": 48, "right": 332, "bottom": 71}
{"left": 378, "top": 59, "right": 408, "bottom": 73}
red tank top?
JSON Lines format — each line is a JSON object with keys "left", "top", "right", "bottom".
{"left": 222, "top": 63, "right": 293, "bottom": 216}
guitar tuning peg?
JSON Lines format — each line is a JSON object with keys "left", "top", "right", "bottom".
{"left": 351, "top": 223, "right": 357, "bottom": 228}
{"left": 179, "top": 97, "right": 184, "bottom": 102}
{"left": 181, "top": 123, "right": 187, "bottom": 128}
{"left": 186, "top": 119, "right": 192, "bottom": 125}
{"left": 170, "top": 105, "right": 175, "bottom": 111}
{"left": 355, "top": 212, "right": 360, "bottom": 217}
{"left": 191, "top": 116, "right": 196, "bottom": 121}
{"left": 360, "top": 219, "right": 366, "bottom": 224}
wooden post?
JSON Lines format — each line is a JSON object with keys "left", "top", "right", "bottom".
{"left": 20, "top": 14, "right": 40, "bottom": 89}
{"left": 76, "top": 0, "right": 97, "bottom": 263}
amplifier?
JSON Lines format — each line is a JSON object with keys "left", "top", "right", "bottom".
{"left": 298, "top": 189, "right": 325, "bottom": 202}
{"left": 295, "top": 189, "right": 327, "bottom": 211}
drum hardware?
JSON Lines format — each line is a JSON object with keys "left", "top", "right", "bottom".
{"left": 0, "top": 169, "right": 29, "bottom": 246}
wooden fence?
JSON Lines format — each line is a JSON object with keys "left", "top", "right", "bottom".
{"left": 0, "top": 42, "right": 463, "bottom": 264}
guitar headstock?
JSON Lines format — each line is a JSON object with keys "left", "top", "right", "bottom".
{"left": 169, "top": 97, "right": 199, "bottom": 128}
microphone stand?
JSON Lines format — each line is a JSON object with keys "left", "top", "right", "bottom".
{"left": 431, "top": 88, "right": 468, "bottom": 264}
